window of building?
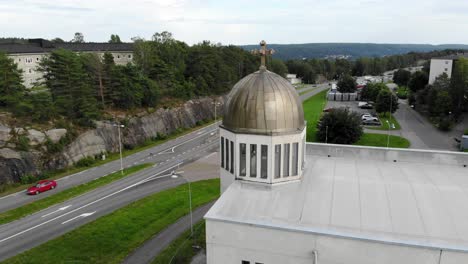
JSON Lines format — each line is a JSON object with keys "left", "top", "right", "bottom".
{"left": 117, "top": 55, "right": 120, "bottom": 59}
{"left": 226, "top": 138, "right": 229, "bottom": 172}
{"left": 445, "top": 61, "right": 449, "bottom": 64}
{"left": 250, "top": 144, "right": 257, "bottom": 177}
{"left": 36, "top": 57, "right": 39, "bottom": 61}
{"left": 261, "top": 145, "right": 268, "bottom": 179}
{"left": 18, "top": 58, "right": 21, "bottom": 62}
{"left": 239, "top": 143, "right": 246, "bottom": 176}
{"left": 25, "top": 58, "right": 33, "bottom": 63}
{"left": 445, "top": 68, "right": 448, "bottom": 71}
{"left": 128, "top": 54, "right": 132, "bottom": 59}
{"left": 302, "top": 137, "right": 306, "bottom": 169}
{"left": 230, "top": 141, "right": 234, "bottom": 174}
{"left": 292, "top": 142, "right": 299, "bottom": 176}
{"left": 241, "top": 261, "right": 250, "bottom": 264}
{"left": 28, "top": 69, "right": 32, "bottom": 74}
{"left": 274, "top": 144, "right": 281, "bottom": 178}
{"left": 283, "top": 143, "right": 290, "bottom": 177}
{"left": 221, "top": 137, "right": 224, "bottom": 168}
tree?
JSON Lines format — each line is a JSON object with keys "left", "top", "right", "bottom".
{"left": 50, "top": 37, "right": 65, "bottom": 43}
{"left": 109, "top": 34, "right": 122, "bottom": 43}
{"left": 337, "top": 74, "right": 357, "bottom": 93}
{"left": 0, "top": 52, "right": 24, "bottom": 108}
{"left": 316, "top": 108, "right": 363, "bottom": 144}
{"left": 71, "top": 32, "right": 84, "bottom": 43}
{"left": 375, "top": 89, "right": 399, "bottom": 115}
{"left": 360, "top": 82, "right": 387, "bottom": 102}
{"left": 269, "top": 58, "right": 288, "bottom": 77}
{"left": 449, "top": 57, "right": 468, "bottom": 118}
{"left": 408, "top": 71, "right": 428, "bottom": 92}
{"left": 393, "top": 69, "right": 411, "bottom": 86}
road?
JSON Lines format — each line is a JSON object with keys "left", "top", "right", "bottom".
{"left": 299, "top": 83, "right": 330, "bottom": 101}
{"left": 0, "top": 124, "right": 219, "bottom": 261}
{"left": 0, "top": 84, "right": 330, "bottom": 261}
{"left": 0, "top": 122, "right": 220, "bottom": 213}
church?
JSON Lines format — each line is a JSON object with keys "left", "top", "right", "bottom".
{"left": 204, "top": 41, "right": 468, "bottom": 264}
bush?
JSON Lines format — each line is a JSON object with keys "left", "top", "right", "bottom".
{"left": 464, "top": 129, "right": 468, "bottom": 135}
{"left": 17, "top": 135, "right": 30, "bottom": 151}
{"left": 75, "top": 156, "right": 96, "bottom": 167}
{"left": 437, "top": 117, "right": 453, "bottom": 131}
{"left": 316, "top": 108, "right": 363, "bottom": 144}
{"left": 396, "top": 86, "right": 408, "bottom": 99}
{"left": 20, "top": 174, "right": 37, "bottom": 184}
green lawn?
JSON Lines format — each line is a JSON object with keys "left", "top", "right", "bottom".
{"left": 152, "top": 221, "right": 206, "bottom": 264}
{"left": 0, "top": 120, "right": 217, "bottom": 197}
{"left": 2, "top": 179, "right": 220, "bottom": 264}
{"left": 354, "top": 133, "right": 410, "bottom": 148}
{"left": 0, "top": 163, "right": 152, "bottom": 225}
{"left": 303, "top": 89, "right": 328, "bottom": 142}
{"left": 365, "top": 114, "right": 401, "bottom": 131}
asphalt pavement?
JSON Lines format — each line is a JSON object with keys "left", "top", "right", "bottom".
{"left": 0, "top": 122, "right": 220, "bottom": 213}
{"left": 0, "top": 123, "right": 220, "bottom": 261}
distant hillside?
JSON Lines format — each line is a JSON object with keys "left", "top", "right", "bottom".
{"left": 239, "top": 43, "right": 468, "bottom": 60}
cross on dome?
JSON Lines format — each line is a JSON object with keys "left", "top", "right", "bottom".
{"left": 251, "top": 40, "right": 275, "bottom": 70}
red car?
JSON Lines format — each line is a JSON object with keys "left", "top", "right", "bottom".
{"left": 27, "top": 180, "right": 57, "bottom": 195}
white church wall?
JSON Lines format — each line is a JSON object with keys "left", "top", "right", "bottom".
{"left": 206, "top": 219, "right": 467, "bottom": 264}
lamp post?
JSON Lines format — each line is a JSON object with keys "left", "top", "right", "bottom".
{"left": 113, "top": 123, "right": 125, "bottom": 175}
{"left": 171, "top": 171, "right": 193, "bottom": 236}
{"left": 212, "top": 102, "right": 221, "bottom": 122}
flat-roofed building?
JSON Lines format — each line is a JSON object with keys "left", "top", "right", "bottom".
{"left": 429, "top": 53, "right": 468, "bottom": 84}
{"left": 206, "top": 41, "right": 468, "bottom": 264}
{"left": 0, "top": 39, "right": 134, "bottom": 88}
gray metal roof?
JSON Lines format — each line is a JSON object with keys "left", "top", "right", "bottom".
{"left": 0, "top": 39, "right": 133, "bottom": 54}
{"left": 206, "top": 143, "right": 468, "bottom": 252}
{"left": 222, "top": 68, "right": 305, "bottom": 135}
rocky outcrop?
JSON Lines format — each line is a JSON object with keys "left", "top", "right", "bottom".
{"left": 0, "top": 96, "right": 224, "bottom": 183}
{"left": 0, "top": 124, "right": 11, "bottom": 147}
{"left": 0, "top": 148, "right": 39, "bottom": 185}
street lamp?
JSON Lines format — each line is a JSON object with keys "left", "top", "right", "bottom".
{"left": 113, "top": 123, "right": 125, "bottom": 175}
{"left": 171, "top": 171, "right": 193, "bottom": 236}
{"left": 212, "top": 102, "right": 221, "bottom": 122}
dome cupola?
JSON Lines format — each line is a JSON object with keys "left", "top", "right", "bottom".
{"left": 219, "top": 41, "right": 307, "bottom": 192}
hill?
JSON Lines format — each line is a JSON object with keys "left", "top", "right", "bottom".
{"left": 239, "top": 43, "right": 468, "bottom": 60}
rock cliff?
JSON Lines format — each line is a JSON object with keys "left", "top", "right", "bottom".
{"left": 0, "top": 97, "right": 223, "bottom": 184}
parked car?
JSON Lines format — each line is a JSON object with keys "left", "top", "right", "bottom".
{"left": 27, "top": 180, "right": 57, "bottom": 195}
{"left": 359, "top": 102, "right": 374, "bottom": 109}
{"left": 361, "top": 114, "right": 379, "bottom": 122}
{"left": 362, "top": 120, "right": 381, "bottom": 126}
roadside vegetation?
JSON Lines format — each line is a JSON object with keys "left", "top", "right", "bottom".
{"left": 152, "top": 221, "right": 206, "bottom": 264}
{"left": 366, "top": 114, "right": 401, "bottom": 131}
{"left": 2, "top": 179, "right": 220, "bottom": 264}
{"left": 395, "top": 86, "right": 409, "bottom": 99}
{"left": 0, "top": 163, "right": 152, "bottom": 225}
{"left": 302, "top": 90, "right": 328, "bottom": 142}
{"left": 354, "top": 133, "right": 410, "bottom": 148}
{"left": 0, "top": 120, "right": 216, "bottom": 197}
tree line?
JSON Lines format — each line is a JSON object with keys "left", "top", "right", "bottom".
{"left": 284, "top": 49, "right": 465, "bottom": 83}
{"left": 0, "top": 32, "right": 288, "bottom": 127}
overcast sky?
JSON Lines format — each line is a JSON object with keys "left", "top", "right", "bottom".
{"left": 1, "top": 0, "right": 467, "bottom": 45}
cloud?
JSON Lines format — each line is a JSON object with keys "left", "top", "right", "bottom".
{"left": 0, "top": 0, "right": 467, "bottom": 44}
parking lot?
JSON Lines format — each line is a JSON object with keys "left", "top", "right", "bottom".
{"left": 325, "top": 100, "right": 375, "bottom": 116}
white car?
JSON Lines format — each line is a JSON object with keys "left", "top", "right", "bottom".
{"left": 361, "top": 115, "right": 379, "bottom": 122}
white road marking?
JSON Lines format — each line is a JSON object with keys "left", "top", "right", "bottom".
{"left": 41, "top": 205, "right": 72, "bottom": 218}
{"left": 0, "top": 163, "right": 182, "bottom": 244}
{"left": 61, "top": 211, "right": 96, "bottom": 225}
{"left": 158, "top": 128, "right": 218, "bottom": 155}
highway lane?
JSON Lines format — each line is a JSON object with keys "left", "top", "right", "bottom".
{"left": 0, "top": 122, "right": 220, "bottom": 213}
{"left": 0, "top": 137, "right": 219, "bottom": 261}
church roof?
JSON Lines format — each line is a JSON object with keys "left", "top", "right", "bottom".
{"left": 222, "top": 69, "right": 305, "bottom": 135}
{"left": 206, "top": 143, "right": 468, "bottom": 253}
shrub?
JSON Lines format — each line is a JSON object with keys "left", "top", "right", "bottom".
{"left": 316, "top": 108, "right": 363, "bottom": 144}
{"left": 396, "top": 86, "right": 408, "bottom": 99}
{"left": 17, "top": 135, "right": 30, "bottom": 151}
{"left": 20, "top": 174, "right": 37, "bottom": 184}
{"left": 464, "top": 129, "right": 468, "bottom": 135}
{"left": 75, "top": 156, "right": 96, "bottom": 167}
{"left": 437, "top": 117, "right": 453, "bottom": 131}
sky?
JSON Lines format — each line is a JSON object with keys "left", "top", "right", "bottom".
{"left": 1, "top": 0, "right": 467, "bottom": 45}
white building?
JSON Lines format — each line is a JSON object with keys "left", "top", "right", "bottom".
{"left": 205, "top": 48, "right": 468, "bottom": 264}
{"left": 286, "top": 74, "right": 302, "bottom": 85}
{"left": 0, "top": 39, "right": 133, "bottom": 88}
{"left": 428, "top": 53, "right": 468, "bottom": 84}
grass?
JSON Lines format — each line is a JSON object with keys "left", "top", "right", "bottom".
{"left": 303, "top": 89, "right": 328, "bottom": 142}
{"left": 2, "top": 179, "right": 220, "bottom": 264}
{"left": 0, "top": 163, "right": 152, "bottom": 225}
{"left": 365, "top": 114, "right": 401, "bottom": 131}
{"left": 396, "top": 86, "right": 408, "bottom": 99}
{"left": 354, "top": 133, "right": 411, "bottom": 148}
{"left": 152, "top": 221, "right": 206, "bottom": 264}
{"left": 0, "top": 120, "right": 217, "bottom": 197}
